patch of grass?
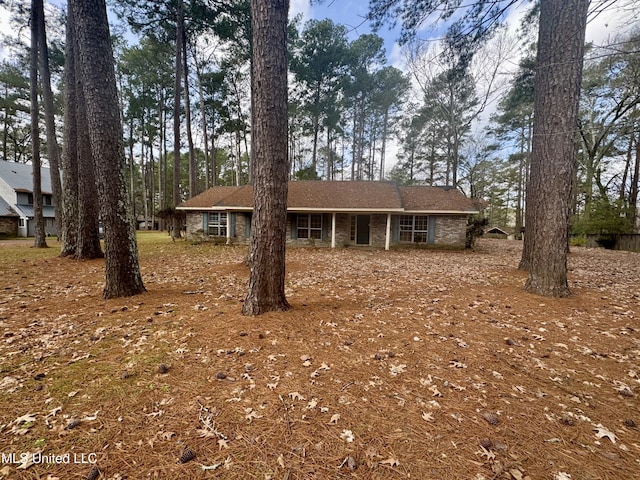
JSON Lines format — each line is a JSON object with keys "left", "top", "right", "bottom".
{"left": 570, "top": 235, "right": 587, "bottom": 247}
{"left": 0, "top": 243, "right": 59, "bottom": 264}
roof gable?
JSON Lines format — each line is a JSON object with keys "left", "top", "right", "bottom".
{"left": 0, "top": 197, "right": 17, "bottom": 217}
{"left": 0, "top": 160, "right": 53, "bottom": 194}
{"left": 398, "top": 185, "right": 478, "bottom": 213}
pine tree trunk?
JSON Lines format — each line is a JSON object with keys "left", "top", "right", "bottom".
{"left": 172, "top": 0, "right": 184, "bottom": 239}
{"left": 30, "top": 0, "right": 47, "bottom": 248}
{"left": 182, "top": 28, "right": 197, "bottom": 198}
{"left": 74, "top": 45, "right": 102, "bottom": 260}
{"left": 60, "top": 8, "right": 78, "bottom": 257}
{"left": 69, "top": 0, "right": 145, "bottom": 298}
{"left": 630, "top": 129, "right": 640, "bottom": 228}
{"left": 35, "top": 0, "right": 63, "bottom": 240}
{"left": 194, "top": 59, "right": 211, "bottom": 189}
{"left": 522, "top": 0, "right": 589, "bottom": 297}
{"left": 243, "top": 0, "right": 290, "bottom": 316}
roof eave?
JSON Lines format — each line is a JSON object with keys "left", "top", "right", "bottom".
{"left": 404, "top": 210, "right": 479, "bottom": 215}
{"left": 179, "top": 206, "right": 478, "bottom": 215}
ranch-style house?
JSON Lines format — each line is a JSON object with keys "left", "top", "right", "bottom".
{"left": 177, "top": 181, "right": 479, "bottom": 249}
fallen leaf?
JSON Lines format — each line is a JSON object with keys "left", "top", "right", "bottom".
{"left": 340, "top": 429, "right": 354, "bottom": 442}
{"left": 421, "top": 412, "right": 434, "bottom": 422}
{"left": 449, "top": 361, "right": 467, "bottom": 368}
{"left": 329, "top": 413, "right": 341, "bottom": 424}
{"left": 288, "top": 392, "right": 305, "bottom": 401}
{"left": 476, "top": 446, "right": 495, "bottom": 461}
{"left": 510, "top": 468, "right": 524, "bottom": 480}
{"left": 17, "top": 453, "right": 35, "bottom": 470}
{"left": 245, "top": 409, "right": 262, "bottom": 423}
{"left": 196, "top": 428, "right": 217, "bottom": 439}
{"left": 380, "top": 457, "right": 399, "bottom": 467}
{"left": 554, "top": 473, "right": 572, "bottom": 480}
{"left": 593, "top": 424, "right": 617, "bottom": 443}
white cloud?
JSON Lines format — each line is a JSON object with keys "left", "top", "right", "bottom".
{"left": 388, "top": 42, "right": 406, "bottom": 70}
{"left": 0, "top": 5, "right": 13, "bottom": 61}
{"left": 586, "top": 6, "right": 638, "bottom": 45}
{"left": 290, "top": 0, "right": 312, "bottom": 23}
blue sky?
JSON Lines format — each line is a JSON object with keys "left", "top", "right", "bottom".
{"left": 289, "top": 0, "right": 638, "bottom": 71}
{"left": 290, "top": 0, "right": 405, "bottom": 67}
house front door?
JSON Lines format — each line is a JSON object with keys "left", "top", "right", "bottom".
{"left": 356, "top": 215, "right": 370, "bottom": 245}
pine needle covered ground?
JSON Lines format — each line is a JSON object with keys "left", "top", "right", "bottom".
{"left": 0, "top": 233, "right": 638, "bottom": 479}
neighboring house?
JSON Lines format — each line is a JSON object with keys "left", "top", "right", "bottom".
{"left": 0, "top": 196, "right": 19, "bottom": 237}
{"left": 0, "top": 160, "right": 56, "bottom": 237}
{"left": 178, "top": 181, "right": 478, "bottom": 249}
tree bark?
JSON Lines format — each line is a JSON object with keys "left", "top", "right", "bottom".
{"left": 182, "top": 26, "right": 197, "bottom": 198}
{"left": 73, "top": 35, "right": 103, "bottom": 260}
{"left": 194, "top": 56, "right": 211, "bottom": 189}
{"left": 35, "top": 0, "right": 63, "bottom": 240}
{"left": 243, "top": 0, "right": 290, "bottom": 316}
{"left": 69, "top": 0, "right": 145, "bottom": 298}
{"left": 172, "top": 0, "right": 184, "bottom": 239}
{"left": 60, "top": 8, "right": 79, "bottom": 257}
{"left": 522, "top": 0, "right": 589, "bottom": 297}
{"left": 30, "top": 0, "right": 47, "bottom": 248}
{"left": 630, "top": 128, "right": 640, "bottom": 228}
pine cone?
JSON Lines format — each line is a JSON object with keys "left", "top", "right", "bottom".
{"left": 86, "top": 466, "right": 100, "bottom": 480}
{"left": 178, "top": 447, "right": 196, "bottom": 464}
{"left": 482, "top": 412, "right": 500, "bottom": 425}
{"left": 66, "top": 418, "right": 82, "bottom": 430}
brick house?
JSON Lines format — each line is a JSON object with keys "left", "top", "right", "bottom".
{"left": 178, "top": 181, "right": 478, "bottom": 249}
{"left": 0, "top": 160, "right": 56, "bottom": 237}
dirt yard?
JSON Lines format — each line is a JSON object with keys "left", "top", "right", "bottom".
{"left": 0, "top": 233, "right": 638, "bottom": 479}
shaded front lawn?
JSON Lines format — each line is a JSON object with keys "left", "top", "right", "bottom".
{"left": 0, "top": 233, "right": 638, "bottom": 479}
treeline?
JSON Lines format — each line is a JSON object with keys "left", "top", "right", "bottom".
{"left": 1, "top": 1, "right": 639, "bottom": 236}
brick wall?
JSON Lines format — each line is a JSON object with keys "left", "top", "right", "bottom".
{"left": 370, "top": 214, "right": 389, "bottom": 248}
{"left": 434, "top": 216, "right": 467, "bottom": 247}
{"left": 185, "top": 212, "right": 204, "bottom": 240}
{"left": 0, "top": 217, "right": 18, "bottom": 237}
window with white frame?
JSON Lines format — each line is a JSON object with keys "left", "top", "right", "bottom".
{"left": 399, "top": 215, "right": 429, "bottom": 243}
{"left": 208, "top": 212, "right": 227, "bottom": 236}
{"left": 297, "top": 213, "right": 322, "bottom": 239}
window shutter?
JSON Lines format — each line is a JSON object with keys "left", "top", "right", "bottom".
{"left": 245, "top": 213, "right": 252, "bottom": 239}
{"left": 290, "top": 214, "right": 297, "bottom": 239}
{"left": 392, "top": 215, "right": 399, "bottom": 242}
{"left": 202, "top": 212, "right": 208, "bottom": 233}
{"left": 230, "top": 213, "right": 236, "bottom": 237}
{"left": 322, "top": 214, "right": 329, "bottom": 241}
{"left": 428, "top": 216, "right": 436, "bottom": 244}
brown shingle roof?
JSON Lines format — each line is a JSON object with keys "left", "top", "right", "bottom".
{"left": 287, "top": 181, "right": 402, "bottom": 210}
{"left": 178, "top": 181, "right": 477, "bottom": 214}
{"left": 398, "top": 186, "right": 478, "bottom": 213}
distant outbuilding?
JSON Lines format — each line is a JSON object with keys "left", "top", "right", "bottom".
{"left": 485, "top": 227, "right": 510, "bottom": 239}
